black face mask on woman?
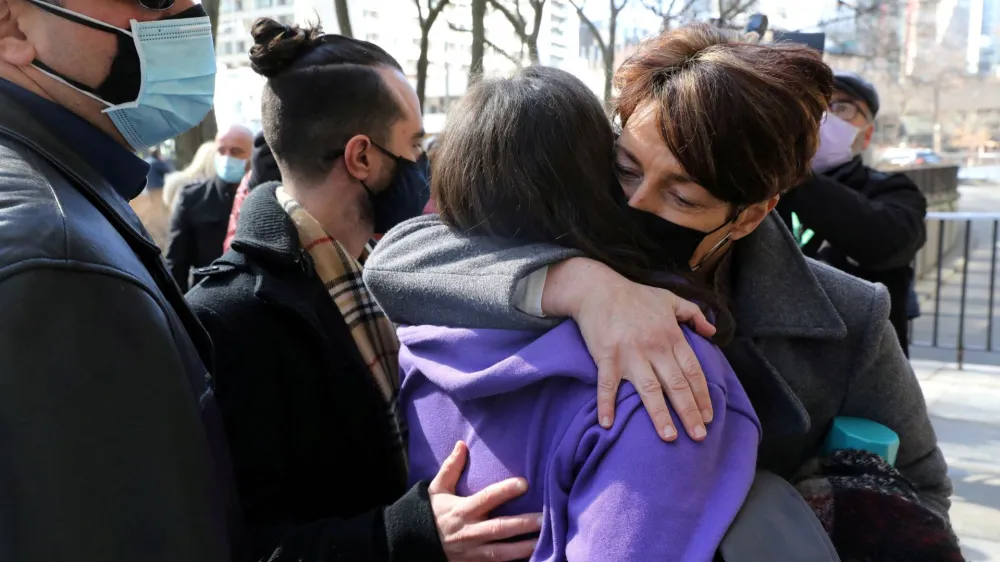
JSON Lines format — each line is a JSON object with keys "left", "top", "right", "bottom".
{"left": 361, "top": 143, "right": 431, "bottom": 234}
{"left": 626, "top": 206, "right": 742, "bottom": 272}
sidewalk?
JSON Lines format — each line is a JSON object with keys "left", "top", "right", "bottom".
{"left": 912, "top": 359, "right": 1000, "bottom": 561}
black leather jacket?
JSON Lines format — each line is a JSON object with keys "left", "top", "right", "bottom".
{"left": 0, "top": 90, "right": 240, "bottom": 561}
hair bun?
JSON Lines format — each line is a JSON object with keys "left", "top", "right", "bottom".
{"left": 249, "top": 18, "right": 323, "bottom": 78}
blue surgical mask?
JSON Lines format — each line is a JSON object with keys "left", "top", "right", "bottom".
{"left": 28, "top": 2, "right": 216, "bottom": 152}
{"left": 215, "top": 154, "right": 248, "bottom": 184}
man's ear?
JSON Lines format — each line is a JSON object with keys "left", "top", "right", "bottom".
{"left": 342, "top": 134, "right": 373, "bottom": 183}
{"left": 730, "top": 194, "right": 779, "bottom": 241}
{"left": 0, "top": 2, "right": 35, "bottom": 67}
{"left": 0, "top": 36, "right": 36, "bottom": 67}
{"left": 861, "top": 123, "right": 875, "bottom": 151}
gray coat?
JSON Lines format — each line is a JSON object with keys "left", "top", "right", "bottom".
{"left": 364, "top": 213, "right": 951, "bottom": 517}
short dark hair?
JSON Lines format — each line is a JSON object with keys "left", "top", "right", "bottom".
{"left": 615, "top": 24, "right": 834, "bottom": 205}
{"left": 249, "top": 19, "right": 405, "bottom": 180}
{"left": 434, "top": 66, "right": 716, "bottom": 314}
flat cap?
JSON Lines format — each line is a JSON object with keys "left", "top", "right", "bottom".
{"left": 833, "top": 70, "right": 880, "bottom": 118}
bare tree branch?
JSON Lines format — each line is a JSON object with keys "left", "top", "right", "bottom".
{"left": 448, "top": 22, "right": 523, "bottom": 65}
{"left": 414, "top": 0, "right": 425, "bottom": 24}
{"left": 488, "top": 0, "right": 527, "bottom": 36}
{"left": 569, "top": 0, "right": 607, "bottom": 52}
{"left": 642, "top": 0, "right": 698, "bottom": 29}
{"left": 613, "top": 0, "right": 629, "bottom": 16}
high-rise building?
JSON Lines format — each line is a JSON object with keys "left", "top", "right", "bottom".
{"left": 217, "top": 0, "right": 296, "bottom": 68}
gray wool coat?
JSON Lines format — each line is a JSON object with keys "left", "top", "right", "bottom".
{"left": 363, "top": 213, "right": 951, "bottom": 518}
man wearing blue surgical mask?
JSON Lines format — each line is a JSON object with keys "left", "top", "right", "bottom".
{"left": 0, "top": 1, "right": 239, "bottom": 561}
{"left": 777, "top": 71, "right": 928, "bottom": 356}
{"left": 167, "top": 123, "right": 253, "bottom": 291}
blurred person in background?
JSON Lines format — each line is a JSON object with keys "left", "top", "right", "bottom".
{"left": 777, "top": 71, "right": 927, "bottom": 355}
{"left": 222, "top": 130, "right": 281, "bottom": 253}
{"left": 186, "top": 20, "right": 535, "bottom": 562}
{"left": 166, "top": 124, "right": 253, "bottom": 291}
{"left": 145, "top": 146, "right": 173, "bottom": 190}
{"left": 163, "top": 139, "right": 217, "bottom": 209}
{"left": 0, "top": 0, "right": 239, "bottom": 559}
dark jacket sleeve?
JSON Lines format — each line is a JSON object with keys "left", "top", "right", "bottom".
{"left": 166, "top": 187, "right": 195, "bottom": 291}
{"left": 782, "top": 171, "right": 927, "bottom": 271}
{"left": 189, "top": 299, "right": 444, "bottom": 562}
{"left": 0, "top": 267, "right": 229, "bottom": 562}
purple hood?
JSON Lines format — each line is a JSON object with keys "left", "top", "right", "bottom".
{"left": 399, "top": 321, "right": 761, "bottom": 561}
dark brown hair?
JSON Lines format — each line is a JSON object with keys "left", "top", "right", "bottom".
{"left": 615, "top": 24, "right": 834, "bottom": 205}
{"left": 433, "top": 66, "right": 718, "bottom": 315}
{"left": 250, "top": 19, "right": 404, "bottom": 181}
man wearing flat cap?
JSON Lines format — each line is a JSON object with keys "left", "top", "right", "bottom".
{"left": 778, "top": 71, "right": 927, "bottom": 356}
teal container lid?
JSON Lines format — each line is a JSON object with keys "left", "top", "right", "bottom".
{"left": 821, "top": 417, "right": 900, "bottom": 466}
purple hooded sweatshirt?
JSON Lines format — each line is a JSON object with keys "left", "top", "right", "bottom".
{"left": 399, "top": 320, "right": 762, "bottom": 562}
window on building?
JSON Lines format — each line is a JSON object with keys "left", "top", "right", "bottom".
{"left": 363, "top": 9, "right": 379, "bottom": 19}
{"left": 223, "top": 41, "right": 233, "bottom": 55}
{"left": 235, "top": 0, "right": 243, "bottom": 10}
{"left": 278, "top": 14, "right": 293, "bottom": 24}
{"left": 254, "top": 0, "right": 273, "bottom": 8}
{"left": 236, "top": 40, "right": 247, "bottom": 54}
{"left": 551, "top": 26, "right": 564, "bottom": 37}
{"left": 367, "top": 33, "right": 381, "bottom": 43}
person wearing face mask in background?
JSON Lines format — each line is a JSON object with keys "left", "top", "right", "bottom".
{"left": 777, "top": 71, "right": 927, "bottom": 356}
{"left": 0, "top": 0, "right": 241, "bottom": 561}
{"left": 167, "top": 123, "right": 253, "bottom": 291}
{"left": 186, "top": 20, "right": 541, "bottom": 562}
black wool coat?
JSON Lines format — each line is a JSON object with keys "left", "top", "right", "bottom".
{"left": 186, "top": 184, "right": 445, "bottom": 562}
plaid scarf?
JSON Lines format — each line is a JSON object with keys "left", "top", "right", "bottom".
{"left": 793, "top": 450, "right": 962, "bottom": 562}
{"left": 276, "top": 186, "right": 408, "bottom": 477}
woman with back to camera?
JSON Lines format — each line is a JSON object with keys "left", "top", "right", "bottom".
{"left": 397, "top": 64, "right": 761, "bottom": 560}
{"left": 365, "top": 24, "right": 951, "bottom": 518}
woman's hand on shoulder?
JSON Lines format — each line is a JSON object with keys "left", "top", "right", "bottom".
{"left": 542, "top": 258, "right": 717, "bottom": 442}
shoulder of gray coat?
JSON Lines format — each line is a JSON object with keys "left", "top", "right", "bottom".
{"left": 806, "top": 257, "right": 891, "bottom": 333}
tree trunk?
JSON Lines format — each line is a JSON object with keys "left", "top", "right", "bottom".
{"left": 417, "top": 31, "right": 431, "bottom": 111}
{"left": 470, "top": 0, "right": 487, "bottom": 83}
{"left": 173, "top": 0, "right": 220, "bottom": 168}
{"left": 603, "top": 0, "right": 617, "bottom": 107}
{"left": 335, "top": 0, "right": 353, "bottom": 37}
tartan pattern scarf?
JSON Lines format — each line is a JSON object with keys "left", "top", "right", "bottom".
{"left": 276, "top": 186, "right": 408, "bottom": 475}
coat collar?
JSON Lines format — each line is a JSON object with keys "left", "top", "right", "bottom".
{"left": 729, "top": 214, "right": 848, "bottom": 340}
{"left": 720, "top": 214, "right": 849, "bottom": 439}
{"left": 229, "top": 182, "right": 303, "bottom": 266}
{"left": 0, "top": 87, "right": 159, "bottom": 256}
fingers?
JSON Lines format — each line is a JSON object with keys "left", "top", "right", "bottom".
{"left": 671, "top": 336, "right": 713, "bottom": 425}
{"left": 468, "top": 539, "right": 537, "bottom": 562}
{"left": 595, "top": 356, "right": 622, "bottom": 428}
{"left": 462, "top": 513, "right": 543, "bottom": 543}
{"left": 429, "top": 441, "right": 467, "bottom": 494}
{"left": 651, "top": 352, "right": 706, "bottom": 441}
{"left": 673, "top": 298, "right": 717, "bottom": 338}
{"left": 626, "top": 358, "right": 677, "bottom": 442}
{"left": 466, "top": 477, "right": 529, "bottom": 517}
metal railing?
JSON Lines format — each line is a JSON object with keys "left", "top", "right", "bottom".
{"left": 910, "top": 212, "right": 1000, "bottom": 368}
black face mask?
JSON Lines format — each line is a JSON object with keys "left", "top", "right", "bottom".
{"left": 29, "top": 2, "right": 208, "bottom": 105}
{"left": 626, "top": 206, "right": 741, "bottom": 272}
{"left": 362, "top": 143, "right": 431, "bottom": 234}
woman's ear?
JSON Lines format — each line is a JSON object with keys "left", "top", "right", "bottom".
{"left": 730, "top": 194, "right": 779, "bottom": 241}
